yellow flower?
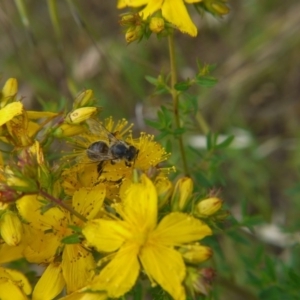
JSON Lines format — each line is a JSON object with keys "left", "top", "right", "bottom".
{"left": 0, "top": 267, "right": 32, "bottom": 300}
{"left": 82, "top": 175, "right": 212, "bottom": 300}
{"left": 98, "top": 132, "right": 169, "bottom": 182}
{"left": 62, "top": 118, "right": 170, "bottom": 199}
{"left": 120, "top": 0, "right": 202, "bottom": 36}
{"left": 0, "top": 78, "right": 59, "bottom": 147}
{"left": 16, "top": 184, "right": 106, "bottom": 296}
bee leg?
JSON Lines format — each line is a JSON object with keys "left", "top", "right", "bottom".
{"left": 97, "top": 161, "right": 105, "bottom": 174}
{"left": 125, "top": 161, "right": 132, "bottom": 167}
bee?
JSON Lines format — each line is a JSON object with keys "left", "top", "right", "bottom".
{"left": 86, "top": 119, "right": 139, "bottom": 173}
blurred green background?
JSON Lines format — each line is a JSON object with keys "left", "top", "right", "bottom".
{"left": 1, "top": 0, "right": 300, "bottom": 299}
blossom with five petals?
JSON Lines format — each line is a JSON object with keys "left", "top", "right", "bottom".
{"left": 82, "top": 174, "right": 212, "bottom": 299}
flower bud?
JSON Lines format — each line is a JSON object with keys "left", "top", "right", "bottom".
{"left": 0, "top": 188, "right": 20, "bottom": 206}
{"left": 196, "top": 197, "right": 222, "bottom": 217}
{"left": 185, "top": 267, "right": 216, "bottom": 297}
{"left": 155, "top": 178, "right": 173, "bottom": 208}
{"left": 149, "top": 17, "right": 165, "bottom": 33}
{"left": 211, "top": 2, "right": 230, "bottom": 15}
{"left": 5, "top": 167, "right": 38, "bottom": 193}
{"left": 73, "top": 89, "right": 95, "bottom": 109}
{"left": 66, "top": 107, "right": 99, "bottom": 124}
{"left": 0, "top": 211, "right": 23, "bottom": 246}
{"left": 180, "top": 244, "right": 212, "bottom": 263}
{"left": 201, "top": 0, "right": 230, "bottom": 16}
{"left": 53, "top": 123, "right": 86, "bottom": 138}
{"left": 1, "top": 78, "right": 18, "bottom": 106}
{"left": 171, "top": 177, "right": 193, "bottom": 211}
{"left": 125, "top": 26, "right": 143, "bottom": 43}
{"left": 120, "top": 14, "right": 137, "bottom": 25}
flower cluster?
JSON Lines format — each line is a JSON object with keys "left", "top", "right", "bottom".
{"left": 118, "top": 0, "right": 230, "bottom": 40}
{"left": 0, "top": 78, "right": 224, "bottom": 299}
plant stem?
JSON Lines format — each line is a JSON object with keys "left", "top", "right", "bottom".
{"left": 168, "top": 33, "right": 189, "bottom": 176}
{"left": 39, "top": 190, "right": 87, "bottom": 222}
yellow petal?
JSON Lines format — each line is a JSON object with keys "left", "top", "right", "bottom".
{"left": 162, "top": 0, "right": 197, "bottom": 36}
{"left": 83, "top": 219, "right": 129, "bottom": 252}
{"left": 0, "top": 211, "right": 23, "bottom": 246}
{"left": 5, "top": 113, "right": 32, "bottom": 146}
{"left": 152, "top": 212, "right": 212, "bottom": 246}
{"left": 0, "top": 267, "right": 32, "bottom": 295}
{"left": 26, "top": 110, "right": 58, "bottom": 119}
{"left": 27, "top": 121, "right": 41, "bottom": 138}
{"left": 0, "top": 242, "right": 25, "bottom": 263}
{"left": 0, "top": 278, "right": 28, "bottom": 300}
{"left": 117, "top": 0, "right": 127, "bottom": 8}
{"left": 140, "top": 243, "right": 186, "bottom": 300}
{"left": 62, "top": 244, "right": 96, "bottom": 293}
{"left": 121, "top": 0, "right": 148, "bottom": 7}
{"left": 61, "top": 291, "right": 107, "bottom": 300}
{"left": 88, "top": 243, "right": 140, "bottom": 298}
{"left": 17, "top": 194, "right": 67, "bottom": 231}
{"left": 24, "top": 228, "right": 61, "bottom": 263}
{"left": 140, "top": 0, "right": 162, "bottom": 17}
{"left": 0, "top": 102, "right": 23, "bottom": 126}
{"left": 72, "top": 185, "right": 106, "bottom": 223}
{"left": 122, "top": 174, "right": 157, "bottom": 231}
{"left": 185, "top": 0, "right": 202, "bottom": 3}
{"left": 32, "top": 262, "right": 65, "bottom": 300}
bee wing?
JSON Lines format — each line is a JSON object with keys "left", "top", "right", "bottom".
{"left": 86, "top": 118, "right": 119, "bottom": 144}
{"left": 87, "top": 152, "right": 115, "bottom": 162}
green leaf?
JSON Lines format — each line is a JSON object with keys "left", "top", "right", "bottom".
{"left": 173, "top": 127, "right": 186, "bottom": 137}
{"left": 206, "top": 132, "right": 212, "bottom": 150}
{"left": 227, "top": 230, "right": 250, "bottom": 245}
{"left": 156, "top": 131, "right": 170, "bottom": 140}
{"left": 216, "top": 135, "right": 235, "bottom": 149}
{"left": 241, "top": 216, "right": 264, "bottom": 227}
{"left": 61, "top": 233, "right": 81, "bottom": 244}
{"left": 265, "top": 256, "right": 277, "bottom": 281}
{"left": 174, "top": 81, "right": 191, "bottom": 91}
{"left": 195, "top": 75, "right": 218, "bottom": 87}
{"left": 145, "top": 119, "right": 161, "bottom": 130}
{"left": 145, "top": 75, "right": 158, "bottom": 86}
{"left": 68, "top": 225, "right": 82, "bottom": 233}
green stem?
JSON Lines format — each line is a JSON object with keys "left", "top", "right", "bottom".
{"left": 39, "top": 190, "right": 87, "bottom": 222}
{"left": 168, "top": 34, "right": 189, "bottom": 176}
{"left": 195, "top": 110, "right": 210, "bottom": 134}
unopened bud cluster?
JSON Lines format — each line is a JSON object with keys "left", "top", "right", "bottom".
{"left": 120, "top": 13, "right": 170, "bottom": 43}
